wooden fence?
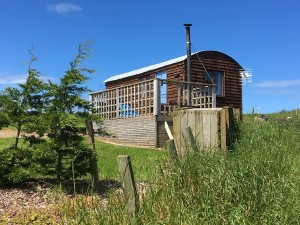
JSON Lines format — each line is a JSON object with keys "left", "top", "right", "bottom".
{"left": 173, "top": 107, "right": 234, "bottom": 155}
{"left": 90, "top": 79, "right": 216, "bottom": 120}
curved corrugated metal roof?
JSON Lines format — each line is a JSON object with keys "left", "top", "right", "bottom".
{"left": 104, "top": 50, "right": 243, "bottom": 83}
{"left": 103, "top": 53, "right": 196, "bottom": 83}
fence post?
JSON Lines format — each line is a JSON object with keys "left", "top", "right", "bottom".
{"left": 233, "top": 108, "right": 241, "bottom": 121}
{"left": 166, "top": 139, "right": 178, "bottom": 162}
{"left": 220, "top": 108, "right": 227, "bottom": 152}
{"left": 153, "top": 79, "right": 161, "bottom": 116}
{"left": 117, "top": 155, "right": 139, "bottom": 220}
{"left": 220, "top": 107, "right": 233, "bottom": 152}
{"left": 182, "top": 126, "right": 198, "bottom": 155}
{"left": 85, "top": 119, "right": 100, "bottom": 193}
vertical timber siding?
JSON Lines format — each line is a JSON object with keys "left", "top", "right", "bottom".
{"left": 173, "top": 108, "right": 222, "bottom": 155}
{"left": 190, "top": 51, "right": 242, "bottom": 110}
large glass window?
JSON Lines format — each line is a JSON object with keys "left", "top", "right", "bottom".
{"left": 205, "top": 71, "right": 224, "bottom": 96}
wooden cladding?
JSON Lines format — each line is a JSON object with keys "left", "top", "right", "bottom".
{"left": 189, "top": 51, "right": 242, "bottom": 110}
{"left": 98, "top": 50, "right": 243, "bottom": 118}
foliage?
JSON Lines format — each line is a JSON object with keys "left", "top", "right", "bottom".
{"left": 61, "top": 115, "right": 300, "bottom": 224}
{"left": 0, "top": 41, "right": 101, "bottom": 185}
{"left": 37, "top": 41, "right": 96, "bottom": 181}
{"left": 0, "top": 146, "right": 32, "bottom": 186}
{"left": 0, "top": 49, "right": 47, "bottom": 149}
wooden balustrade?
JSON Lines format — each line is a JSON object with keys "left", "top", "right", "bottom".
{"left": 90, "top": 79, "right": 216, "bottom": 120}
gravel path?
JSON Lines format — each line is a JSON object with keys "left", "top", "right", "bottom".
{"left": 0, "top": 188, "right": 53, "bottom": 215}
{"left": 0, "top": 130, "right": 18, "bottom": 139}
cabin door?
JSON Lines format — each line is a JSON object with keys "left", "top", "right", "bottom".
{"left": 156, "top": 71, "right": 167, "bottom": 104}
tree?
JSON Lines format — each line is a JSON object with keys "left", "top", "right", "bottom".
{"left": 41, "top": 41, "right": 98, "bottom": 181}
{"left": 0, "top": 49, "right": 48, "bottom": 186}
{"left": 0, "top": 49, "right": 46, "bottom": 149}
{"left": 0, "top": 41, "right": 102, "bottom": 186}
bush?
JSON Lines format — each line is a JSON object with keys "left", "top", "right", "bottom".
{"left": 25, "top": 137, "right": 92, "bottom": 181}
{"left": 0, "top": 147, "right": 32, "bottom": 186}
{"left": 0, "top": 135, "right": 93, "bottom": 186}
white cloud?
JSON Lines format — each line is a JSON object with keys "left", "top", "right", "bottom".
{"left": 0, "top": 71, "right": 57, "bottom": 86}
{"left": 255, "top": 79, "right": 300, "bottom": 88}
{"left": 46, "top": 3, "right": 82, "bottom": 15}
{"left": 0, "top": 74, "right": 27, "bottom": 84}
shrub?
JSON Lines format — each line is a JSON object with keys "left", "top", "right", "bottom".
{"left": 0, "top": 147, "right": 32, "bottom": 186}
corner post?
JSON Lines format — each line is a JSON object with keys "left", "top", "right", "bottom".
{"left": 153, "top": 78, "right": 161, "bottom": 116}
{"left": 212, "top": 86, "right": 217, "bottom": 108}
{"left": 89, "top": 94, "right": 93, "bottom": 113}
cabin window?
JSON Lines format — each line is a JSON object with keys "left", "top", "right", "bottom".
{"left": 205, "top": 71, "right": 224, "bottom": 96}
{"left": 156, "top": 71, "right": 167, "bottom": 104}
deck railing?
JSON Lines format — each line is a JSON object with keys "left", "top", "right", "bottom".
{"left": 90, "top": 79, "right": 216, "bottom": 120}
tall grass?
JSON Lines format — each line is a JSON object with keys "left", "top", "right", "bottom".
{"left": 62, "top": 117, "right": 300, "bottom": 224}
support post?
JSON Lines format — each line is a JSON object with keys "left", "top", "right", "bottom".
{"left": 182, "top": 126, "right": 198, "bottom": 154}
{"left": 166, "top": 139, "right": 178, "bottom": 162}
{"left": 153, "top": 79, "right": 161, "bottom": 116}
{"left": 164, "top": 121, "right": 174, "bottom": 140}
{"left": 212, "top": 86, "right": 217, "bottom": 108}
{"left": 233, "top": 108, "right": 241, "bottom": 121}
{"left": 164, "top": 121, "right": 178, "bottom": 162}
{"left": 116, "top": 88, "right": 119, "bottom": 119}
{"left": 85, "top": 119, "right": 100, "bottom": 193}
{"left": 117, "top": 155, "right": 139, "bottom": 219}
{"left": 89, "top": 94, "right": 93, "bottom": 112}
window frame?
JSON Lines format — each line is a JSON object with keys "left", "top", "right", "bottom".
{"left": 205, "top": 70, "right": 225, "bottom": 97}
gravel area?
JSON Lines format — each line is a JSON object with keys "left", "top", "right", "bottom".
{"left": 0, "top": 188, "right": 52, "bottom": 215}
{"left": 0, "top": 184, "right": 62, "bottom": 224}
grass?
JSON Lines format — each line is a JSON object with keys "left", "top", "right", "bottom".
{"left": 0, "top": 138, "right": 15, "bottom": 147}
{"left": 0, "top": 136, "right": 165, "bottom": 181}
{"left": 0, "top": 136, "right": 165, "bottom": 224}
{"left": 95, "top": 141, "right": 166, "bottom": 180}
{"left": 1, "top": 112, "right": 300, "bottom": 224}
{"left": 61, "top": 114, "right": 300, "bottom": 224}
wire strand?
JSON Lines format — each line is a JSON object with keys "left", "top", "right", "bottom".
{"left": 191, "top": 44, "right": 214, "bottom": 84}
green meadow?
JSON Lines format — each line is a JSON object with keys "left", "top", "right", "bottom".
{"left": 1, "top": 111, "right": 300, "bottom": 224}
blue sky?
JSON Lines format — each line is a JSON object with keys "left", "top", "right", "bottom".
{"left": 1, "top": 0, "right": 299, "bottom": 113}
